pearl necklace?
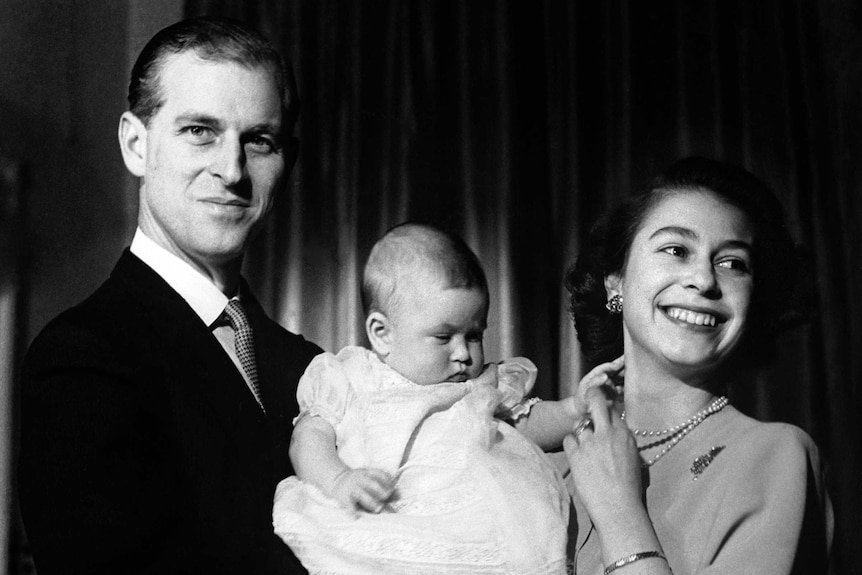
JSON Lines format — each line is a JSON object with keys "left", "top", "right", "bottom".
{"left": 621, "top": 396, "right": 729, "bottom": 467}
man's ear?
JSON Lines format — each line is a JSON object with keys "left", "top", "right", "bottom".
{"left": 365, "top": 311, "right": 393, "bottom": 357}
{"left": 604, "top": 273, "right": 623, "bottom": 299}
{"left": 118, "top": 111, "right": 147, "bottom": 177}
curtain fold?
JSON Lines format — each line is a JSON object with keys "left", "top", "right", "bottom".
{"left": 186, "top": 2, "right": 859, "bottom": 572}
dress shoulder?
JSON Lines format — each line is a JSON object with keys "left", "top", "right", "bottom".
{"left": 295, "top": 346, "right": 382, "bottom": 427}
{"left": 689, "top": 408, "right": 833, "bottom": 574}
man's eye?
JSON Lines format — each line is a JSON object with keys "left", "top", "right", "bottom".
{"left": 181, "top": 126, "right": 214, "bottom": 142}
{"left": 246, "top": 136, "right": 278, "bottom": 154}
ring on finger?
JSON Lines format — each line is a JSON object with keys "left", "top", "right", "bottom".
{"left": 573, "top": 416, "right": 594, "bottom": 438}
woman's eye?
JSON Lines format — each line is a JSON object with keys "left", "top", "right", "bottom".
{"left": 716, "top": 258, "right": 750, "bottom": 273}
{"left": 661, "top": 245, "right": 688, "bottom": 258}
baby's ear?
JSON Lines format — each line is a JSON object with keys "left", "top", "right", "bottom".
{"left": 365, "top": 311, "right": 393, "bottom": 356}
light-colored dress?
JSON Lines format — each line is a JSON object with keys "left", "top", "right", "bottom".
{"left": 273, "top": 346, "right": 569, "bottom": 575}
{"left": 558, "top": 406, "right": 833, "bottom": 574}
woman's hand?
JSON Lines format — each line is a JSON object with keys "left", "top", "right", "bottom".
{"left": 564, "top": 386, "right": 669, "bottom": 570}
{"left": 330, "top": 468, "right": 396, "bottom": 514}
{"left": 572, "top": 355, "right": 624, "bottom": 423}
{"left": 564, "top": 383, "right": 643, "bottom": 532}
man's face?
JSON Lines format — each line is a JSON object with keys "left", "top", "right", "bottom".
{"left": 135, "top": 51, "right": 286, "bottom": 275}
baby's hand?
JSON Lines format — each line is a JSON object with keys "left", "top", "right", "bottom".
{"left": 330, "top": 468, "right": 396, "bottom": 514}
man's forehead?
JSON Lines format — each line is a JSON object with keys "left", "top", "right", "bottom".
{"left": 158, "top": 50, "right": 277, "bottom": 87}
{"left": 154, "top": 51, "right": 283, "bottom": 124}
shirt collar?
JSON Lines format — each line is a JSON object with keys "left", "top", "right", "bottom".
{"left": 130, "top": 228, "right": 231, "bottom": 327}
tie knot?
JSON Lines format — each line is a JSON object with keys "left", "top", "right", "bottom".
{"left": 224, "top": 298, "right": 250, "bottom": 331}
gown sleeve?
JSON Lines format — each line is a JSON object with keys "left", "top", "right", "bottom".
{"left": 494, "top": 357, "right": 539, "bottom": 421}
{"left": 293, "top": 351, "right": 354, "bottom": 429}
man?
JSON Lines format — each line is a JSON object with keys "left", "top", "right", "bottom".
{"left": 18, "top": 17, "right": 321, "bottom": 574}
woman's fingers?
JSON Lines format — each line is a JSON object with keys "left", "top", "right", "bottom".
{"left": 574, "top": 356, "right": 624, "bottom": 416}
{"left": 579, "top": 356, "right": 625, "bottom": 389}
{"left": 584, "top": 384, "right": 612, "bottom": 430}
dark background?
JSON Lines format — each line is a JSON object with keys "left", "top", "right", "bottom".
{"left": 2, "top": 1, "right": 859, "bottom": 573}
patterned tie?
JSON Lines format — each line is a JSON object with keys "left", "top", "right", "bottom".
{"left": 224, "top": 299, "right": 265, "bottom": 413}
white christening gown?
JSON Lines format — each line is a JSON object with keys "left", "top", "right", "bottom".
{"left": 273, "top": 347, "right": 569, "bottom": 575}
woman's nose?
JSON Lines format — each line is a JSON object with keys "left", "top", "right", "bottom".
{"left": 686, "top": 258, "right": 721, "bottom": 297}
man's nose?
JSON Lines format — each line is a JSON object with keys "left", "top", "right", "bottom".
{"left": 211, "top": 137, "right": 245, "bottom": 186}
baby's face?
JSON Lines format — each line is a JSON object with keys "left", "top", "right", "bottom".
{"left": 385, "top": 285, "right": 487, "bottom": 386}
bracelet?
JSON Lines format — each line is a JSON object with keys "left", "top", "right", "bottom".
{"left": 603, "top": 551, "right": 667, "bottom": 575}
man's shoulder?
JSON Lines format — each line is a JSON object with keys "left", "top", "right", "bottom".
{"left": 24, "top": 251, "right": 196, "bottom": 368}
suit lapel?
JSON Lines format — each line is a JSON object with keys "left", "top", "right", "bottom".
{"left": 111, "top": 251, "right": 269, "bottom": 442}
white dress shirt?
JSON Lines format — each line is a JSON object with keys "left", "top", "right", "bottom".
{"left": 130, "top": 228, "right": 257, "bottom": 395}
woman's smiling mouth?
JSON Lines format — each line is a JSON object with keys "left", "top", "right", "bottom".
{"left": 663, "top": 306, "right": 719, "bottom": 327}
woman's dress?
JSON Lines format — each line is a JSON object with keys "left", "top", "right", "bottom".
{"left": 558, "top": 405, "right": 832, "bottom": 574}
{"left": 273, "top": 346, "right": 569, "bottom": 575}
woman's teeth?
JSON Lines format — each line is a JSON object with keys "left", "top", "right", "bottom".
{"left": 666, "top": 307, "right": 717, "bottom": 327}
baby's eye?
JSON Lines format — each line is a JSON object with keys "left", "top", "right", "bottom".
{"left": 466, "top": 332, "right": 484, "bottom": 343}
{"left": 660, "top": 245, "right": 688, "bottom": 258}
{"left": 434, "top": 334, "right": 452, "bottom": 343}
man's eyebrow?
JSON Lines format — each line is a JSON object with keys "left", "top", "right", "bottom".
{"left": 246, "top": 121, "right": 282, "bottom": 135}
{"left": 174, "top": 112, "right": 221, "bottom": 127}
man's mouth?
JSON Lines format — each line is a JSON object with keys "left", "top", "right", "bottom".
{"left": 664, "top": 306, "right": 719, "bottom": 327}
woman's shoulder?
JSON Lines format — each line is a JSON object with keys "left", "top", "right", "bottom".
{"left": 719, "top": 406, "right": 821, "bottom": 470}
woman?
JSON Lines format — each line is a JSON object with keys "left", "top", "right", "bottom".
{"left": 562, "top": 157, "right": 833, "bottom": 574}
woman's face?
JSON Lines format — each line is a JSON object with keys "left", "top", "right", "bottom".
{"left": 610, "top": 189, "right": 755, "bottom": 377}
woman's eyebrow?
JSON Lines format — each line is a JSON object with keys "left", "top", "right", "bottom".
{"left": 648, "top": 225, "right": 697, "bottom": 241}
{"left": 649, "top": 226, "right": 753, "bottom": 251}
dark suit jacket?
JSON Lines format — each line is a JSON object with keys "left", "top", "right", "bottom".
{"left": 18, "top": 250, "right": 323, "bottom": 574}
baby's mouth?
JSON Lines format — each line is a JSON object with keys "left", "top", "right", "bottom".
{"left": 663, "top": 306, "right": 719, "bottom": 327}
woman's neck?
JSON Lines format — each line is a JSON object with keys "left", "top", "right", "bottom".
{"left": 621, "top": 353, "right": 721, "bottom": 432}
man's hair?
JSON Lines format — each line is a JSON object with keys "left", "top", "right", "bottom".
{"left": 361, "top": 222, "right": 489, "bottom": 318}
{"left": 128, "top": 16, "right": 298, "bottom": 129}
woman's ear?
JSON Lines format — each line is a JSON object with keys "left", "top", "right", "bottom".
{"left": 365, "top": 311, "right": 393, "bottom": 356}
{"left": 118, "top": 111, "right": 147, "bottom": 177}
{"left": 604, "top": 273, "right": 623, "bottom": 299}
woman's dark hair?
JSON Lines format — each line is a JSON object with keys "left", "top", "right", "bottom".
{"left": 565, "top": 156, "right": 807, "bottom": 370}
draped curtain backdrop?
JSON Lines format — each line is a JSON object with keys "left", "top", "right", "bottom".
{"left": 188, "top": 2, "right": 860, "bottom": 572}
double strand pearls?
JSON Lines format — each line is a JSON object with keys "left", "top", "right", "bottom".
{"left": 621, "top": 396, "right": 728, "bottom": 467}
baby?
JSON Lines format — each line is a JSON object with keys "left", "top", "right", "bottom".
{"left": 273, "top": 223, "right": 582, "bottom": 574}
